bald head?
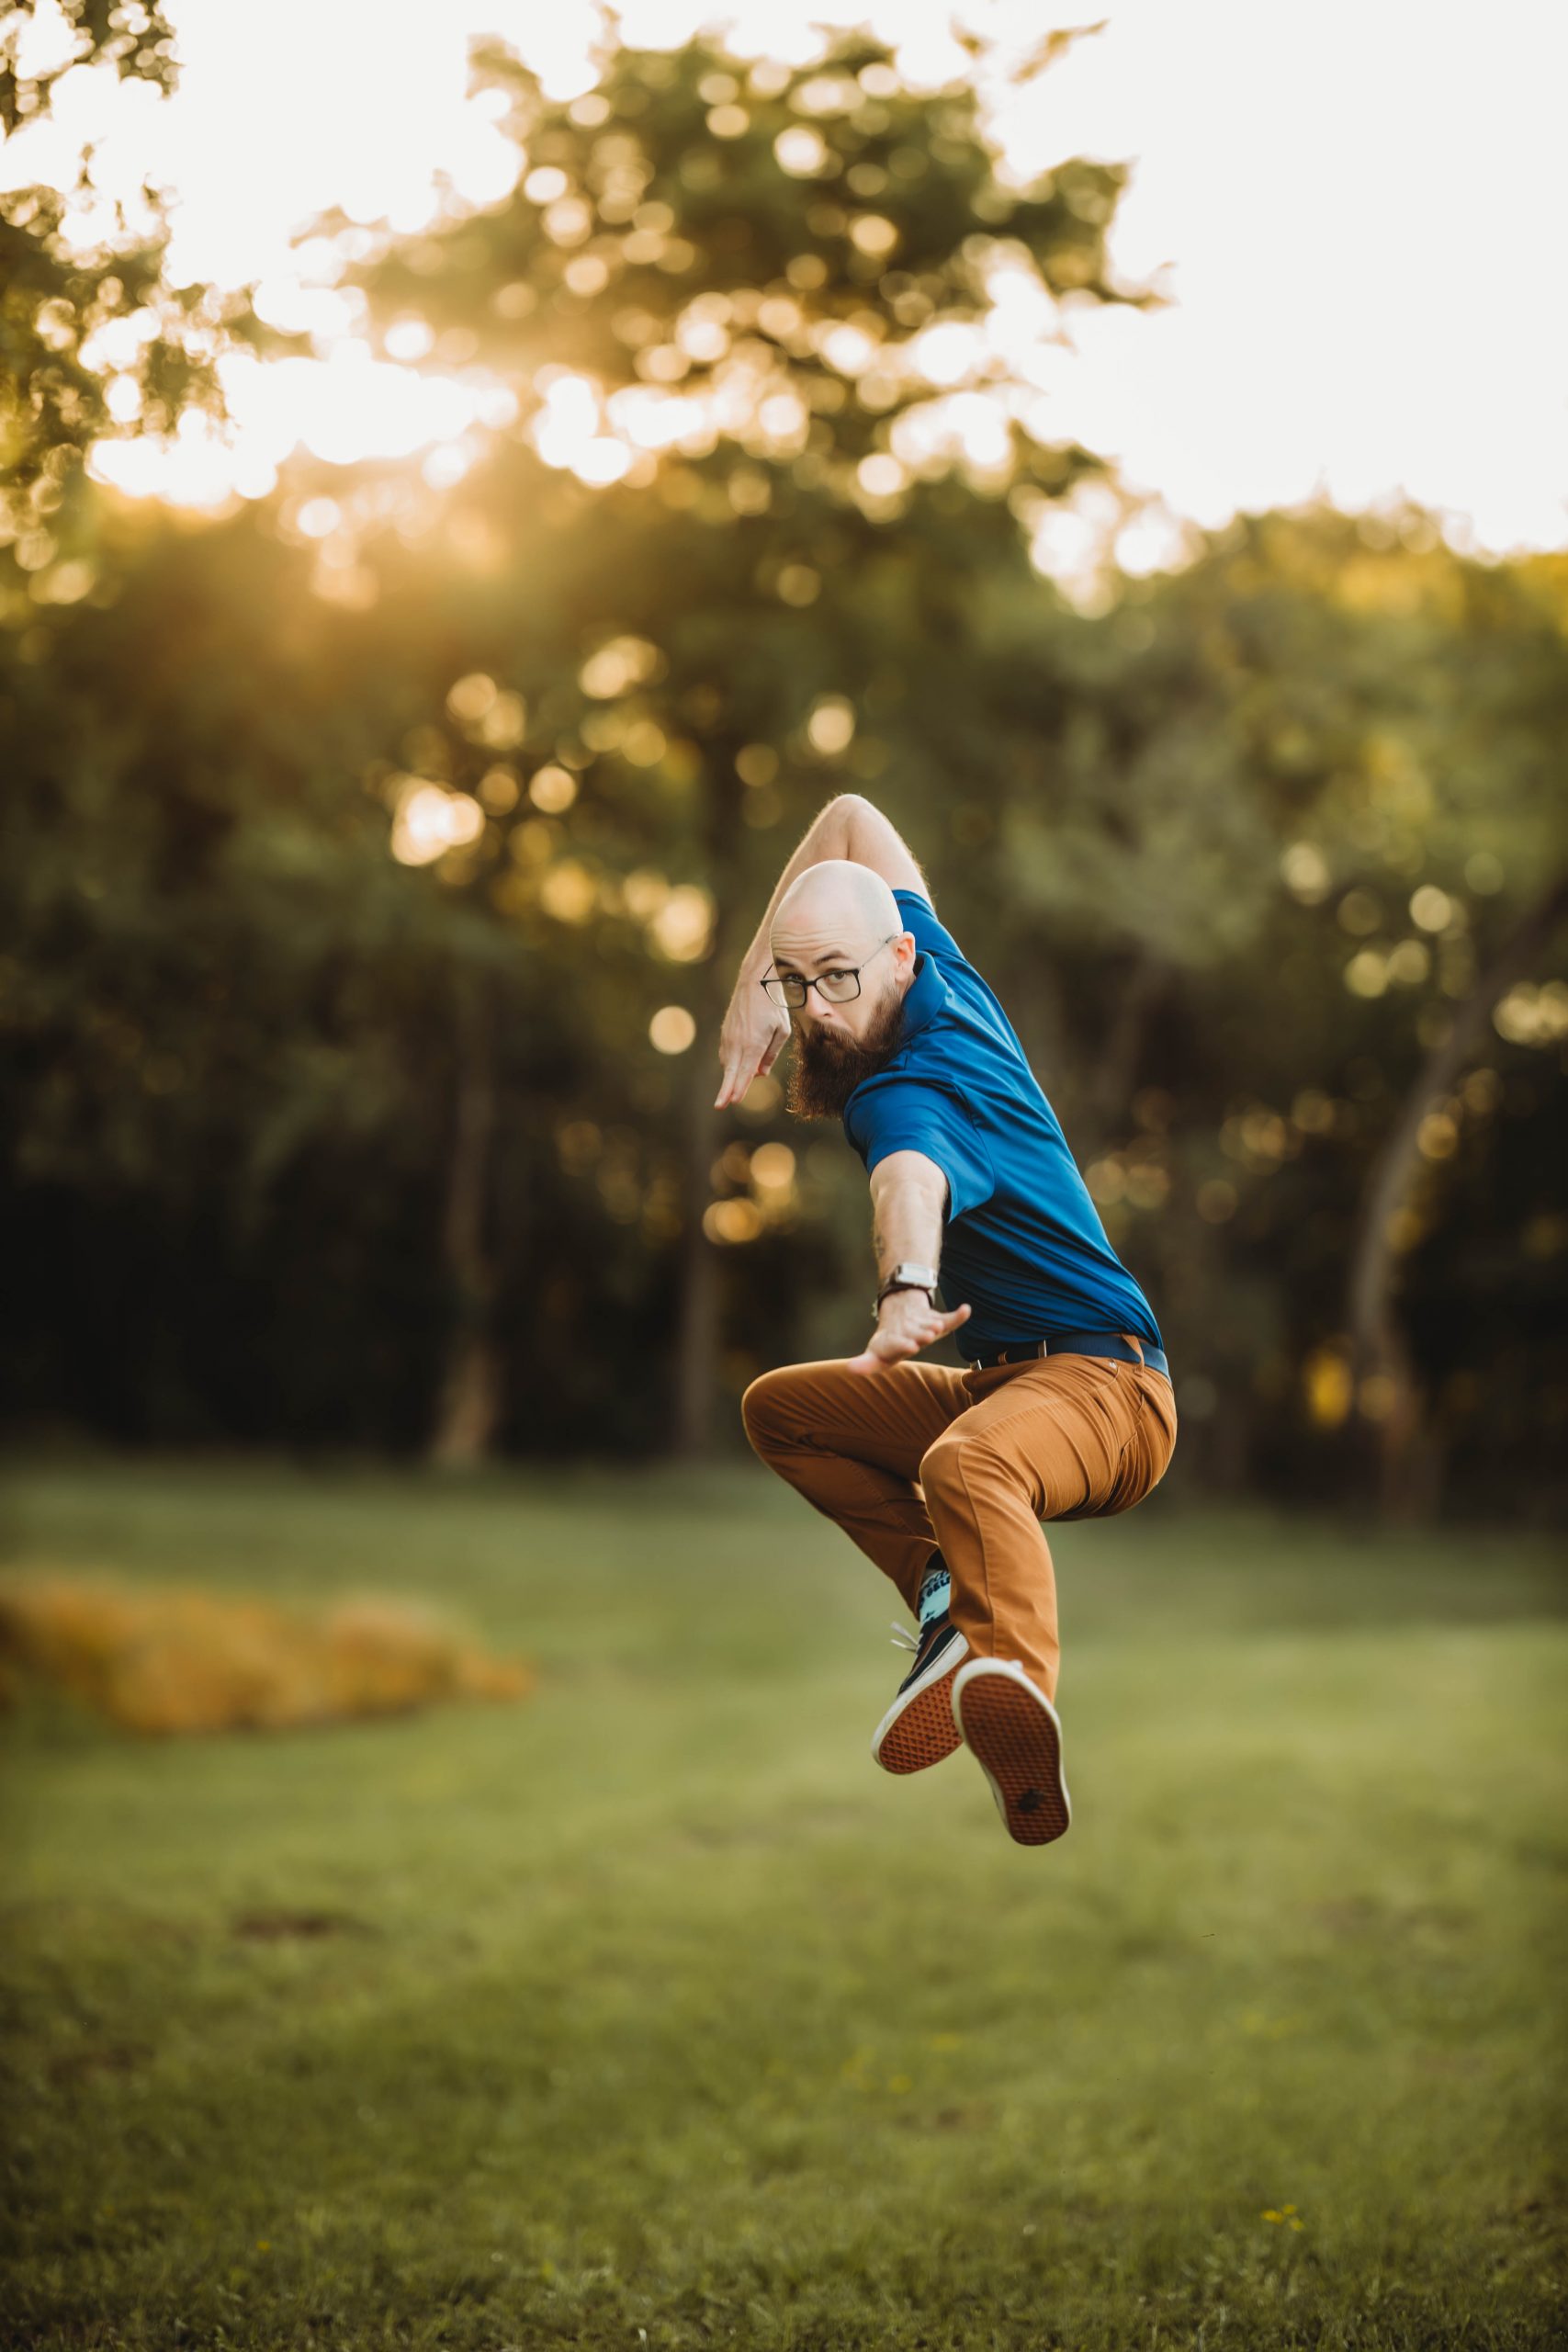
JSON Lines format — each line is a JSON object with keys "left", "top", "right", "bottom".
{"left": 768, "top": 861, "right": 919, "bottom": 1112}
{"left": 771, "top": 859, "right": 904, "bottom": 971}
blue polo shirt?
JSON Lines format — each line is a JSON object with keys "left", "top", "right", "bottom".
{"left": 841, "top": 889, "right": 1166, "bottom": 1355}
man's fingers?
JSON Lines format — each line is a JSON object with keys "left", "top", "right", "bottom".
{"left": 716, "top": 1049, "right": 769, "bottom": 1108}
{"left": 842, "top": 1299, "right": 974, "bottom": 1375}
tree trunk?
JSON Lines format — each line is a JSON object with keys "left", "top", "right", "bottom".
{"left": 1087, "top": 945, "right": 1170, "bottom": 1146}
{"left": 670, "top": 988, "right": 722, "bottom": 1459}
{"left": 1346, "top": 872, "right": 1568, "bottom": 1520}
{"left": 1003, "top": 949, "right": 1073, "bottom": 1103}
{"left": 429, "top": 973, "right": 502, "bottom": 1468}
{"left": 669, "top": 749, "right": 748, "bottom": 1460}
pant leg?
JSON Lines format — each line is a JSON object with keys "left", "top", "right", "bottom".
{"left": 918, "top": 1346, "right": 1179, "bottom": 1702}
{"left": 740, "top": 1357, "right": 972, "bottom": 1614}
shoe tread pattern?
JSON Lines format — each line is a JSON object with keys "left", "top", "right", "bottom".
{"left": 956, "top": 1671, "right": 1070, "bottom": 1846}
{"left": 876, "top": 1667, "right": 964, "bottom": 1773}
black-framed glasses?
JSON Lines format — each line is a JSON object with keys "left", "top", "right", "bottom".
{"left": 761, "top": 934, "right": 899, "bottom": 1011}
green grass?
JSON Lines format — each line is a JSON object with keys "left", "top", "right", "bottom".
{"left": 1, "top": 1456, "right": 1564, "bottom": 2350}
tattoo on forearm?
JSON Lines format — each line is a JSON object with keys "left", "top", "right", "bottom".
{"left": 871, "top": 1188, "right": 939, "bottom": 1283}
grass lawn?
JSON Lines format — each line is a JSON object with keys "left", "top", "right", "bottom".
{"left": 1, "top": 1455, "right": 1564, "bottom": 2350}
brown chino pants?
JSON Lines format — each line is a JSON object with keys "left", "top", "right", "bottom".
{"left": 740, "top": 1337, "right": 1178, "bottom": 1702}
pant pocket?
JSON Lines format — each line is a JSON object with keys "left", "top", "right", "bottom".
{"left": 1101, "top": 1374, "right": 1181, "bottom": 1514}
{"left": 1114, "top": 1377, "right": 1178, "bottom": 1510}
{"left": 1046, "top": 1366, "right": 1143, "bottom": 1521}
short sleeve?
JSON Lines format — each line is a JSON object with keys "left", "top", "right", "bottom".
{"left": 844, "top": 1071, "right": 995, "bottom": 1223}
{"left": 893, "top": 888, "right": 966, "bottom": 966}
{"left": 893, "top": 886, "right": 1020, "bottom": 1058}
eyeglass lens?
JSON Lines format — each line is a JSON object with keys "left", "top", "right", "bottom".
{"left": 768, "top": 970, "right": 860, "bottom": 1007}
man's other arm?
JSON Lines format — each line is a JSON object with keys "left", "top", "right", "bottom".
{"left": 840, "top": 797, "right": 933, "bottom": 906}
{"left": 715, "top": 796, "right": 931, "bottom": 1110}
{"left": 716, "top": 795, "right": 856, "bottom": 1109}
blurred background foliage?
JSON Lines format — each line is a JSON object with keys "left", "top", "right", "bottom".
{"left": 3, "top": 14, "right": 1565, "bottom": 1521}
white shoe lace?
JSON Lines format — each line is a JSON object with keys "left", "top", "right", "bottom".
{"left": 890, "top": 1622, "right": 919, "bottom": 1653}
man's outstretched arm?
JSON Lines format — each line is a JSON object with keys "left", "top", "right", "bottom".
{"left": 843, "top": 1149, "right": 971, "bottom": 1374}
{"left": 871, "top": 1148, "right": 948, "bottom": 1276}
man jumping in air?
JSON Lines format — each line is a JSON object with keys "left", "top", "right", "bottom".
{"left": 715, "top": 794, "right": 1178, "bottom": 1848}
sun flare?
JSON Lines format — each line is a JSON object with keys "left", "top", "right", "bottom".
{"left": 5, "top": 0, "right": 1564, "bottom": 582}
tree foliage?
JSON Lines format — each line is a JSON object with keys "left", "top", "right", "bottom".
{"left": 2, "top": 28, "right": 1564, "bottom": 1517}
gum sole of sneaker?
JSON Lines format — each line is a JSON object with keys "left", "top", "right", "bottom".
{"left": 953, "top": 1669, "right": 1070, "bottom": 1846}
{"left": 874, "top": 1666, "right": 964, "bottom": 1774}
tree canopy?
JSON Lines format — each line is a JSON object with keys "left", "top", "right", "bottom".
{"left": 3, "top": 27, "right": 1564, "bottom": 1521}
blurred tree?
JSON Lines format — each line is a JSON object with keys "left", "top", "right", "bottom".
{"left": 329, "top": 24, "right": 1151, "bottom": 1454}
{"left": 993, "top": 511, "right": 1568, "bottom": 1516}
{"left": 1, "top": 0, "right": 175, "bottom": 130}
{"left": 0, "top": 0, "right": 243, "bottom": 628}
{"left": 1347, "top": 868, "right": 1568, "bottom": 1516}
{"left": 4, "top": 22, "right": 1564, "bottom": 1520}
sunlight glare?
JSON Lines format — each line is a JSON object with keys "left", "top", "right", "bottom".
{"left": 11, "top": 0, "right": 1564, "bottom": 555}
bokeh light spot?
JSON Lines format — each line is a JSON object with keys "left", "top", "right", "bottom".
{"left": 649, "top": 1005, "right": 696, "bottom": 1055}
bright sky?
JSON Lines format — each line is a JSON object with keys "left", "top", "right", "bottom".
{"left": 6, "top": 0, "right": 1566, "bottom": 582}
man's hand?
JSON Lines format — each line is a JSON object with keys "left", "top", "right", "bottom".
{"left": 715, "top": 980, "right": 790, "bottom": 1110}
{"left": 844, "top": 1287, "right": 972, "bottom": 1374}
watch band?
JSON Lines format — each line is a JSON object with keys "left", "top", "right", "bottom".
{"left": 874, "top": 1261, "right": 940, "bottom": 1317}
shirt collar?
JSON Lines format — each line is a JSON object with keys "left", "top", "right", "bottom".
{"left": 897, "top": 950, "right": 950, "bottom": 1041}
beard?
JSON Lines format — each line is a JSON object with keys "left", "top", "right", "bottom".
{"left": 783, "top": 984, "right": 909, "bottom": 1120}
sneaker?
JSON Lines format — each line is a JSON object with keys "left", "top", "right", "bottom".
{"left": 871, "top": 1561, "right": 965, "bottom": 1773}
{"left": 950, "top": 1657, "right": 1071, "bottom": 1847}
{"left": 871, "top": 1611, "right": 969, "bottom": 1773}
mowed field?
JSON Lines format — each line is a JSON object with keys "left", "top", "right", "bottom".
{"left": 1, "top": 1457, "right": 1564, "bottom": 2351}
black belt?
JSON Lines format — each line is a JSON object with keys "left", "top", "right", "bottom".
{"left": 967, "top": 1330, "right": 1170, "bottom": 1378}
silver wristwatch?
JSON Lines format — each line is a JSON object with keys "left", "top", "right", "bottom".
{"left": 874, "top": 1261, "right": 940, "bottom": 1317}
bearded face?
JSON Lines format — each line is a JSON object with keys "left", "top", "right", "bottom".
{"left": 783, "top": 977, "right": 911, "bottom": 1120}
